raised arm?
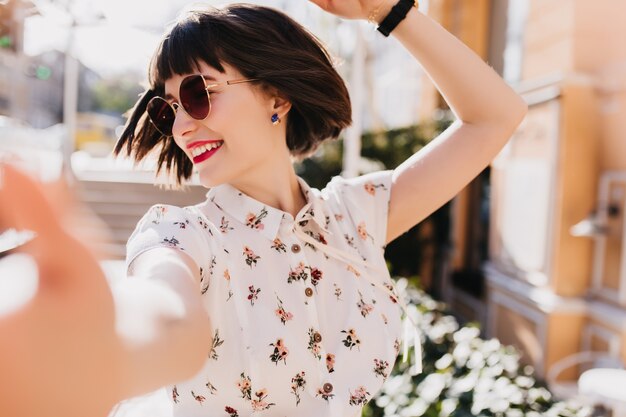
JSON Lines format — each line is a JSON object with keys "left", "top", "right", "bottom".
{"left": 308, "top": 0, "right": 528, "bottom": 243}
{"left": 384, "top": 3, "right": 527, "bottom": 242}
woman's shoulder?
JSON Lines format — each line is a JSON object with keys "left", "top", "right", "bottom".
{"left": 137, "top": 202, "right": 216, "bottom": 230}
{"left": 126, "top": 202, "right": 218, "bottom": 274}
{"left": 141, "top": 203, "right": 188, "bottom": 222}
{"left": 318, "top": 170, "right": 394, "bottom": 249}
{"left": 320, "top": 170, "right": 393, "bottom": 203}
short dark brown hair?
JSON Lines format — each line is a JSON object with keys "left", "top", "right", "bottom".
{"left": 113, "top": 3, "right": 352, "bottom": 187}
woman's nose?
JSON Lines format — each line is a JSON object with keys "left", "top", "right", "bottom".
{"left": 171, "top": 105, "right": 200, "bottom": 137}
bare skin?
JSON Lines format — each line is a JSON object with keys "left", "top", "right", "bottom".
{"left": 0, "top": 164, "right": 211, "bottom": 417}
{"left": 0, "top": 164, "right": 123, "bottom": 417}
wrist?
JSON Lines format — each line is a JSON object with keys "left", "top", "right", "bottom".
{"left": 367, "top": 0, "right": 396, "bottom": 25}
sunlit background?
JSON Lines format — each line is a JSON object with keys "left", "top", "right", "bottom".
{"left": 2, "top": 1, "right": 626, "bottom": 416}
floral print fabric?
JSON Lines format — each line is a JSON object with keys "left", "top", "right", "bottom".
{"left": 125, "top": 170, "right": 403, "bottom": 417}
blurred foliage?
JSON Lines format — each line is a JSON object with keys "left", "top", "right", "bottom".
{"left": 363, "top": 279, "right": 593, "bottom": 417}
{"left": 296, "top": 117, "right": 453, "bottom": 292}
{"left": 297, "top": 118, "right": 452, "bottom": 189}
{"left": 91, "top": 75, "right": 144, "bottom": 115}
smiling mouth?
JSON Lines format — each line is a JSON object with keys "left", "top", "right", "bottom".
{"left": 191, "top": 141, "right": 224, "bottom": 164}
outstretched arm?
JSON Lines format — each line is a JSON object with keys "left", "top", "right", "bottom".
{"left": 308, "top": 0, "right": 528, "bottom": 243}
{"left": 0, "top": 164, "right": 211, "bottom": 417}
{"left": 0, "top": 163, "right": 124, "bottom": 417}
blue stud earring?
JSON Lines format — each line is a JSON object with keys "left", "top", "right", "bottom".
{"left": 271, "top": 113, "right": 281, "bottom": 125}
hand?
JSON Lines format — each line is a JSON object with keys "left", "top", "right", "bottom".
{"left": 308, "top": 0, "right": 396, "bottom": 22}
{"left": 0, "top": 164, "right": 123, "bottom": 417}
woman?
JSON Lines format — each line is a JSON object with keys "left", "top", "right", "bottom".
{"left": 0, "top": 1, "right": 527, "bottom": 416}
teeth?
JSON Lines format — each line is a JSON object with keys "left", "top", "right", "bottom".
{"left": 191, "top": 142, "right": 223, "bottom": 157}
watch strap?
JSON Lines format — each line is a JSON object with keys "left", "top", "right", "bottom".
{"left": 377, "top": 0, "right": 416, "bottom": 37}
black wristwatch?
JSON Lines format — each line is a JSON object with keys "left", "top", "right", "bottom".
{"left": 377, "top": 0, "right": 416, "bottom": 37}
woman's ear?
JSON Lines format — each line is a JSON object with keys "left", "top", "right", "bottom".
{"left": 268, "top": 88, "right": 292, "bottom": 119}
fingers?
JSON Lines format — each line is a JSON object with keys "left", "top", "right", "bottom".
{"left": 0, "top": 163, "right": 89, "bottom": 289}
{"left": 1, "top": 163, "right": 112, "bottom": 287}
{"left": 0, "top": 163, "right": 64, "bottom": 239}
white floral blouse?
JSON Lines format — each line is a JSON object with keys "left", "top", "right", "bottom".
{"left": 125, "top": 170, "right": 412, "bottom": 417}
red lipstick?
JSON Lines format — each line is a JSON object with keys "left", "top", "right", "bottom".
{"left": 188, "top": 140, "right": 224, "bottom": 164}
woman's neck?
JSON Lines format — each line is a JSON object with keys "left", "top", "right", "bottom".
{"left": 228, "top": 164, "right": 308, "bottom": 219}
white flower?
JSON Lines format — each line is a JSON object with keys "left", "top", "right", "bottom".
{"left": 453, "top": 326, "right": 480, "bottom": 343}
{"left": 467, "top": 350, "right": 485, "bottom": 369}
{"left": 383, "top": 402, "right": 400, "bottom": 416}
{"left": 385, "top": 373, "right": 413, "bottom": 395}
{"left": 486, "top": 350, "right": 501, "bottom": 366}
{"left": 489, "top": 398, "right": 510, "bottom": 413}
{"left": 452, "top": 342, "right": 471, "bottom": 367}
{"left": 448, "top": 370, "right": 479, "bottom": 396}
{"left": 501, "top": 350, "right": 521, "bottom": 373}
{"left": 482, "top": 338, "right": 502, "bottom": 355}
{"left": 514, "top": 375, "right": 534, "bottom": 388}
{"left": 440, "top": 398, "right": 459, "bottom": 417}
{"left": 505, "top": 409, "right": 524, "bottom": 417}
{"left": 483, "top": 362, "right": 504, "bottom": 378}
{"left": 375, "top": 394, "right": 391, "bottom": 408}
{"left": 399, "top": 398, "right": 428, "bottom": 417}
{"left": 474, "top": 374, "right": 495, "bottom": 394}
{"left": 435, "top": 353, "right": 453, "bottom": 370}
{"left": 416, "top": 373, "right": 448, "bottom": 403}
{"left": 394, "top": 393, "right": 410, "bottom": 406}
{"left": 528, "top": 387, "right": 552, "bottom": 403}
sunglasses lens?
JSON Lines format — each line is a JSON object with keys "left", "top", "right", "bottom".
{"left": 147, "top": 97, "right": 174, "bottom": 136}
{"left": 180, "top": 75, "right": 210, "bottom": 120}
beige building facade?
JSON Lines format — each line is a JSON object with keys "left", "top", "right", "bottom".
{"left": 421, "top": 0, "right": 626, "bottom": 385}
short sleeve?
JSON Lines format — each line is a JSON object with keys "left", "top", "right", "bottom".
{"left": 125, "top": 204, "right": 211, "bottom": 279}
{"left": 323, "top": 170, "right": 393, "bottom": 249}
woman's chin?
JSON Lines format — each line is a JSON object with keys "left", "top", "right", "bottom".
{"left": 197, "top": 170, "right": 228, "bottom": 189}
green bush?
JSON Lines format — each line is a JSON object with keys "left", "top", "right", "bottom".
{"left": 364, "top": 278, "right": 593, "bottom": 417}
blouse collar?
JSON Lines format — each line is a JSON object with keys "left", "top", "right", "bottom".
{"left": 206, "top": 176, "right": 328, "bottom": 241}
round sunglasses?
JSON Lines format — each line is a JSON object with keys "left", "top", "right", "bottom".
{"left": 146, "top": 74, "right": 258, "bottom": 136}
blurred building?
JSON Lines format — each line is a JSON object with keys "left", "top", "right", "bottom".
{"left": 3, "top": 48, "right": 100, "bottom": 129}
{"left": 75, "top": 111, "right": 122, "bottom": 155}
{"left": 0, "top": 0, "right": 101, "bottom": 129}
{"left": 0, "top": 0, "right": 35, "bottom": 116}
{"left": 423, "top": 0, "right": 626, "bottom": 392}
